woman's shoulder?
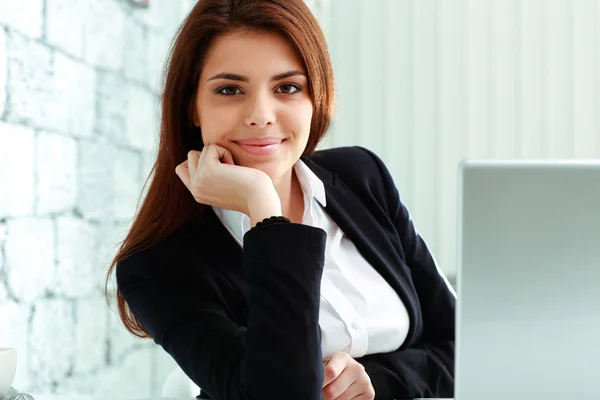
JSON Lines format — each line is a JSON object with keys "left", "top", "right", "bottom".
{"left": 306, "top": 145, "right": 392, "bottom": 195}
{"left": 309, "top": 145, "right": 378, "bottom": 165}
{"left": 308, "top": 146, "right": 388, "bottom": 179}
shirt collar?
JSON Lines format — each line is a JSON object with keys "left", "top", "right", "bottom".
{"left": 294, "top": 158, "right": 327, "bottom": 207}
{"left": 212, "top": 159, "right": 326, "bottom": 242}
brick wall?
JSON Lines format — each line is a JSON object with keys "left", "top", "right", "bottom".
{"left": 0, "top": 0, "right": 194, "bottom": 396}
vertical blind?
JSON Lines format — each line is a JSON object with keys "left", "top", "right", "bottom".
{"left": 317, "top": 0, "right": 599, "bottom": 276}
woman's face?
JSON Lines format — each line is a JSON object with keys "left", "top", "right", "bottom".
{"left": 194, "top": 29, "right": 314, "bottom": 182}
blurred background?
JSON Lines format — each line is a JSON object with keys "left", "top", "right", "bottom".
{"left": 0, "top": 0, "right": 599, "bottom": 397}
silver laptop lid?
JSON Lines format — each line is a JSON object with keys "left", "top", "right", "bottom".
{"left": 456, "top": 160, "right": 600, "bottom": 400}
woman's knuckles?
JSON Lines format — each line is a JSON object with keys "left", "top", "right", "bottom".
{"left": 323, "top": 384, "right": 343, "bottom": 400}
{"left": 324, "top": 365, "right": 340, "bottom": 381}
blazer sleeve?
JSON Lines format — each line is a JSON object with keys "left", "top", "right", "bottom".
{"left": 117, "top": 223, "right": 327, "bottom": 400}
{"left": 356, "top": 147, "right": 456, "bottom": 400}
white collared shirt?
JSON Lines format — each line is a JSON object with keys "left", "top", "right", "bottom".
{"left": 212, "top": 160, "right": 410, "bottom": 359}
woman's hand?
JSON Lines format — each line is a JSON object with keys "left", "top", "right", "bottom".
{"left": 322, "top": 352, "right": 375, "bottom": 400}
{"left": 175, "top": 144, "right": 281, "bottom": 220}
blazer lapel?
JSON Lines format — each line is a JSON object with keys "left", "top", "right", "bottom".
{"left": 302, "top": 156, "right": 421, "bottom": 344}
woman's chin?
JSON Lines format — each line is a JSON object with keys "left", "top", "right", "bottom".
{"left": 256, "top": 165, "right": 282, "bottom": 182}
{"left": 243, "top": 162, "right": 287, "bottom": 183}
{"left": 232, "top": 150, "right": 296, "bottom": 184}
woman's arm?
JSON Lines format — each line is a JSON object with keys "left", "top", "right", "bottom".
{"left": 357, "top": 330, "right": 454, "bottom": 399}
{"left": 117, "top": 222, "right": 327, "bottom": 400}
{"left": 357, "top": 147, "right": 456, "bottom": 399}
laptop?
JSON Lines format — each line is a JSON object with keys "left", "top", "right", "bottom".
{"left": 455, "top": 160, "right": 600, "bottom": 400}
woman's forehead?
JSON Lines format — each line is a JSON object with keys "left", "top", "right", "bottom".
{"left": 200, "top": 29, "right": 306, "bottom": 79}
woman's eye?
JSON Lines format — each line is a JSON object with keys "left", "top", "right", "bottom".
{"left": 276, "top": 84, "right": 300, "bottom": 94}
{"left": 217, "top": 86, "right": 242, "bottom": 96}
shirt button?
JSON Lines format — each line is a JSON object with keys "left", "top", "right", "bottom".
{"left": 351, "top": 321, "right": 360, "bottom": 330}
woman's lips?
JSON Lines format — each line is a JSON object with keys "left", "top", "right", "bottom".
{"left": 235, "top": 138, "right": 285, "bottom": 156}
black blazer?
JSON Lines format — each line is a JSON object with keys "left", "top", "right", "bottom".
{"left": 116, "top": 146, "right": 455, "bottom": 400}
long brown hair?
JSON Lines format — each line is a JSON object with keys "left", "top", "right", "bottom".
{"left": 106, "top": 0, "right": 335, "bottom": 338}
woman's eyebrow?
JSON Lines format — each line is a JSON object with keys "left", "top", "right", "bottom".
{"left": 271, "top": 70, "right": 306, "bottom": 81}
{"left": 207, "top": 70, "right": 306, "bottom": 82}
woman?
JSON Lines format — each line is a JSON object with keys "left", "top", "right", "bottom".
{"left": 108, "top": 0, "right": 455, "bottom": 399}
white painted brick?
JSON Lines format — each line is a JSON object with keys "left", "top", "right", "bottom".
{"left": 54, "top": 216, "right": 98, "bottom": 298}
{"left": 139, "top": 151, "right": 156, "bottom": 205}
{"left": 6, "top": 33, "right": 95, "bottom": 135}
{"left": 36, "top": 132, "right": 77, "bottom": 215}
{"left": 181, "top": 0, "right": 197, "bottom": 18}
{"left": 125, "top": 83, "right": 159, "bottom": 151}
{"left": 73, "top": 296, "right": 108, "bottom": 374}
{"left": 50, "top": 52, "right": 95, "bottom": 137}
{"left": 123, "top": 18, "right": 148, "bottom": 86}
{"left": 56, "top": 346, "right": 154, "bottom": 398}
{"left": 108, "top": 346, "right": 154, "bottom": 398}
{"left": 95, "top": 71, "right": 127, "bottom": 144}
{"left": 0, "top": 2, "right": 193, "bottom": 396}
{"left": 0, "top": 0, "right": 44, "bottom": 38}
{"left": 141, "top": 151, "right": 156, "bottom": 182}
{"left": 77, "top": 141, "right": 115, "bottom": 221}
{"left": 29, "top": 298, "right": 75, "bottom": 390}
{"left": 0, "top": 2, "right": 196, "bottom": 397}
{"left": 45, "top": 0, "right": 86, "bottom": 58}
{"left": 83, "top": 0, "right": 125, "bottom": 70}
{"left": 0, "top": 122, "right": 35, "bottom": 218}
{"left": 131, "top": 0, "right": 184, "bottom": 33}
{"left": 0, "top": 222, "right": 4, "bottom": 287}
{"left": 78, "top": 143, "right": 148, "bottom": 223}
{"left": 107, "top": 308, "right": 140, "bottom": 364}
{"left": 113, "top": 148, "right": 143, "bottom": 221}
{"left": 0, "top": 27, "right": 7, "bottom": 118}
{"left": 5, "top": 32, "right": 54, "bottom": 128}
{"left": 147, "top": 30, "right": 172, "bottom": 92}
{"left": 0, "top": 301, "right": 30, "bottom": 390}
{"left": 96, "top": 222, "right": 129, "bottom": 287}
{"left": 0, "top": 219, "right": 6, "bottom": 249}
{"left": 4, "top": 218, "right": 55, "bottom": 302}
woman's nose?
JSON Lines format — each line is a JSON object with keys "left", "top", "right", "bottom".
{"left": 244, "top": 93, "right": 276, "bottom": 128}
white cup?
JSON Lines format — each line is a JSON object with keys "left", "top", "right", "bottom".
{"left": 0, "top": 348, "right": 17, "bottom": 397}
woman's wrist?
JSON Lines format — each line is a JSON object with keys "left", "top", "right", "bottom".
{"left": 247, "top": 189, "right": 283, "bottom": 227}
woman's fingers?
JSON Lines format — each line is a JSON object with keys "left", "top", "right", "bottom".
{"left": 323, "top": 353, "right": 347, "bottom": 387}
{"left": 322, "top": 352, "right": 375, "bottom": 400}
{"left": 187, "top": 150, "right": 200, "bottom": 175}
{"left": 173, "top": 143, "right": 275, "bottom": 213}
{"left": 322, "top": 367, "right": 354, "bottom": 400}
{"left": 221, "top": 148, "right": 235, "bottom": 165}
{"left": 175, "top": 160, "right": 191, "bottom": 190}
{"left": 323, "top": 352, "right": 349, "bottom": 387}
{"left": 201, "top": 144, "right": 235, "bottom": 166}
